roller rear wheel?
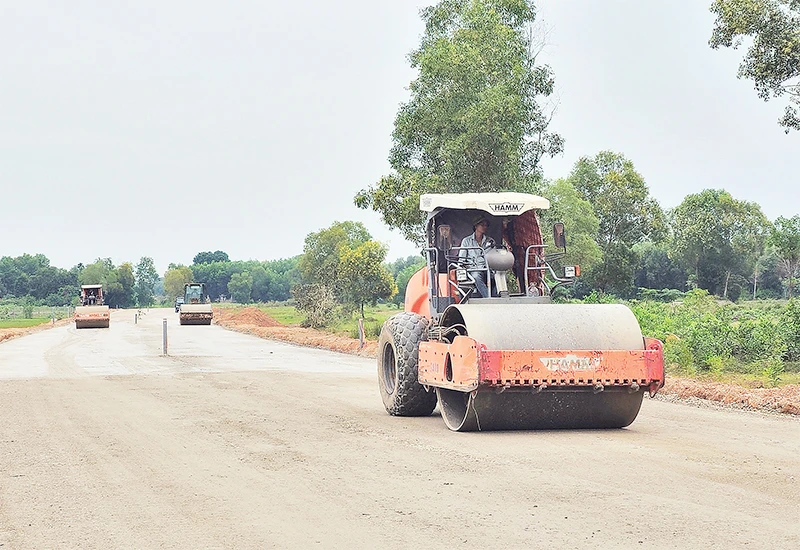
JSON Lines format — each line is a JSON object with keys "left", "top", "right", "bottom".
{"left": 377, "top": 312, "right": 437, "bottom": 417}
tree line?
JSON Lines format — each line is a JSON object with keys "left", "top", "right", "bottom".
{"left": 0, "top": 255, "right": 160, "bottom": 308}
{"left": 162, "top": 251, "right": 300, "bottom": 305}
{"left": 0, "top": 250, "right": 302, "bottom": 310}
{"left": 533, "top": 152, "right": 800, "bottom": 302}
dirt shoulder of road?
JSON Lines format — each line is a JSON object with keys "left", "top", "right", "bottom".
{"left": 213, "top": 307, "right": 377, "bottom": 357}
{"left": 213, "top": 307, "right": 800, "bottom": 417}
{"left": 0, "top": 318, "right": 71, "bottom": 344}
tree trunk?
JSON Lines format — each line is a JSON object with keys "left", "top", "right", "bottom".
{"left": 753, "top": 267, "right": 758, "bottom": 300}
{"left": 723, "top": 270, "right": 730, "bottom": 299}
{"left": 784, "top": 259, "right": 795, "bottom": 299}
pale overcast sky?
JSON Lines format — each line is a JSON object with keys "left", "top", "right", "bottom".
{"left": 1, "top": 1, "right": 796, "bottom": 274}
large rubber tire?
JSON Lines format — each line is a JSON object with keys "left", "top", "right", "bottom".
{"left": 377, "top": 312, "right": 438, "bottom": 417}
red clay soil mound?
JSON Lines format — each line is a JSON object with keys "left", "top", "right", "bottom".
{"left": 0, "top": 328, "right": 29, "bottom": 344}
{"left": 659, "top": 376, "right": 800, "bottom": 416}
{"left": 243, "top": 326, "right": 378, "bottom": 358}
{"left": 0, "top": 318, "right": 72, "bottom": 344}
{"left": 214, "top": 307, "right": 280, "bottom": 327}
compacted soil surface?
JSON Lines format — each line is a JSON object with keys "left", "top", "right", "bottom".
{"left": 0, "top": 308, "right": 797, "bottom": 549}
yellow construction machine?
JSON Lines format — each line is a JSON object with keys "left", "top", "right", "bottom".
{"left": 377, "top": 192, "right": 665, "bottom": 431}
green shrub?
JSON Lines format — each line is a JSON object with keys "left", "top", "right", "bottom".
{"left": 706, "top": 355, "right": 733, "bottom": 378}
{"left": 637, "top": 288, "right": 684, "bottom": 302}
{"left": 760, "top": 356, "right": 785, "bottom": 387}
{"left": 348, "top": 321, "right": 383, "bottom": 340}
{"left": 779, "top": 299, "right": 800, "bottom": 361}
{"left": 663, "top": 334, "right": 694, "bottom": 373}
{"left": 680, "top": 288, "right": 718, "bottom": 312}
{"left": 22, "top": 299, "right": 34, "bottom": 320}
{"left": 580, "top": 291, "right": 618, "bottom": 304}
{"left": 630, "top": 301, "right": 675, "bottom": 341}
{"left": 733, "top": 316, "right": 786, "bottom": 363}
{"left": 291, "top": 284, "right": 339, "bottom": 328}
{"left": 369, "top": 323, "right": 382, "bottom": 338}
{"left": 682, "top": 314, "right": 733, "bottom": 370}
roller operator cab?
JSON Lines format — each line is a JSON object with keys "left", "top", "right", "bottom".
{"left": 377, "top": 192, "right": 665, "bottom": 431}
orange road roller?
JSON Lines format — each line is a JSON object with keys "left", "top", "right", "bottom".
{"left": 377, "top": 192, "right": 664, "bottom": 431}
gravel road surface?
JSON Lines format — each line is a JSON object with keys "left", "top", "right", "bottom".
{"left": 0, "top": 309, "right": 798, "bottom": 549}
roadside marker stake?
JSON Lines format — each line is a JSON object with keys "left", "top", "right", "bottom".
{"left": 162, "top": 318, "right": 168, "bottom": 356}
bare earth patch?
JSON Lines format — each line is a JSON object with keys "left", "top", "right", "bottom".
{"left": 0, "top": 318, "right": 71, "bottom": 344}
{"left": 656, "top": 376, "right": 800, "bottom": 416}
{"left": 213, "top": 307, "right": 378, "bottom": 357}
{"left": 213, "top": 307, "right": 800, "bottom": 417}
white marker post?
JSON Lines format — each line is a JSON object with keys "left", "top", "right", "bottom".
{"left": 162, "top": 318, "right": 168, "bottom": 356}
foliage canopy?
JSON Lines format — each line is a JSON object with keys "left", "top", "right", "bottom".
{"left": 566, "top": 151, "right": 667, "bottom": 295}
{"left": 670, "top": 189, "right": 771, "bottom": 299}
{"left": 355, "top": 0, "right": 563, "bottom": 243}
{"left": 710, "top": 0, "right": 800, "bottom": 132}
{"left": 769, "top": 215, "right": 800, "bottom": 297}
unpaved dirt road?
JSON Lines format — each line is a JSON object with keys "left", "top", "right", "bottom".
{"left": 1, "top": 309, "right": 798, "bottom": 549}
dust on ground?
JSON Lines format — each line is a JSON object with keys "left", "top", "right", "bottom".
{"left": 212, "top": 306, "right": 800, "bottom": 417}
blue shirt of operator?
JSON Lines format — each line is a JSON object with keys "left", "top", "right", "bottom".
{"left": 458, "top": 232, "right": 489, "bottom": 269}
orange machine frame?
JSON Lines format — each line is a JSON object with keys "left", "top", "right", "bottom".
{"left": 405, "top": 252, "right": 665, "bottom": 398}
{"left": 418, "top": 336, "right": 664, "bottom": 396}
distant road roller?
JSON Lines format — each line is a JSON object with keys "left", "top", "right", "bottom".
{"left": 377, "top": 193, "right": 665, "bottom": 431}
{"left": 74, "top": 284, "right": 110, "bottom": 329}
{"left": 179, "top": 282, "right": 213, "bottom": 325}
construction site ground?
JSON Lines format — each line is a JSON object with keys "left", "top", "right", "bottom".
{"left": 0, "top": 308, "right": 798, "bottom": 549}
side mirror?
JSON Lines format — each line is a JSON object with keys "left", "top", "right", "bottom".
{"left": 553, "top": 223, "right": 566, "bottom": 249}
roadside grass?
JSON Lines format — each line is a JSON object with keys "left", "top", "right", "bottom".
{"left": 214, "top": 303, "right": 308, "bottom": 326}
{"left": 329, "top": 304, "right": 399, "bottom": 339}
{"left": 0, "top": 318, "right": 51, "bottom": 329}
{"left": 258, "top": 303, "right": 399, "bottom": 336}
{"left": 257, "top": 305, "right": 305, "bottom": 326}
{"left": 220, "top": 302, "right": 399, "bottom": 337}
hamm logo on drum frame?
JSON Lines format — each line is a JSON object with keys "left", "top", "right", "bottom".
{"left": 539, "top": 355, "right": 602, "bottom": 371}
